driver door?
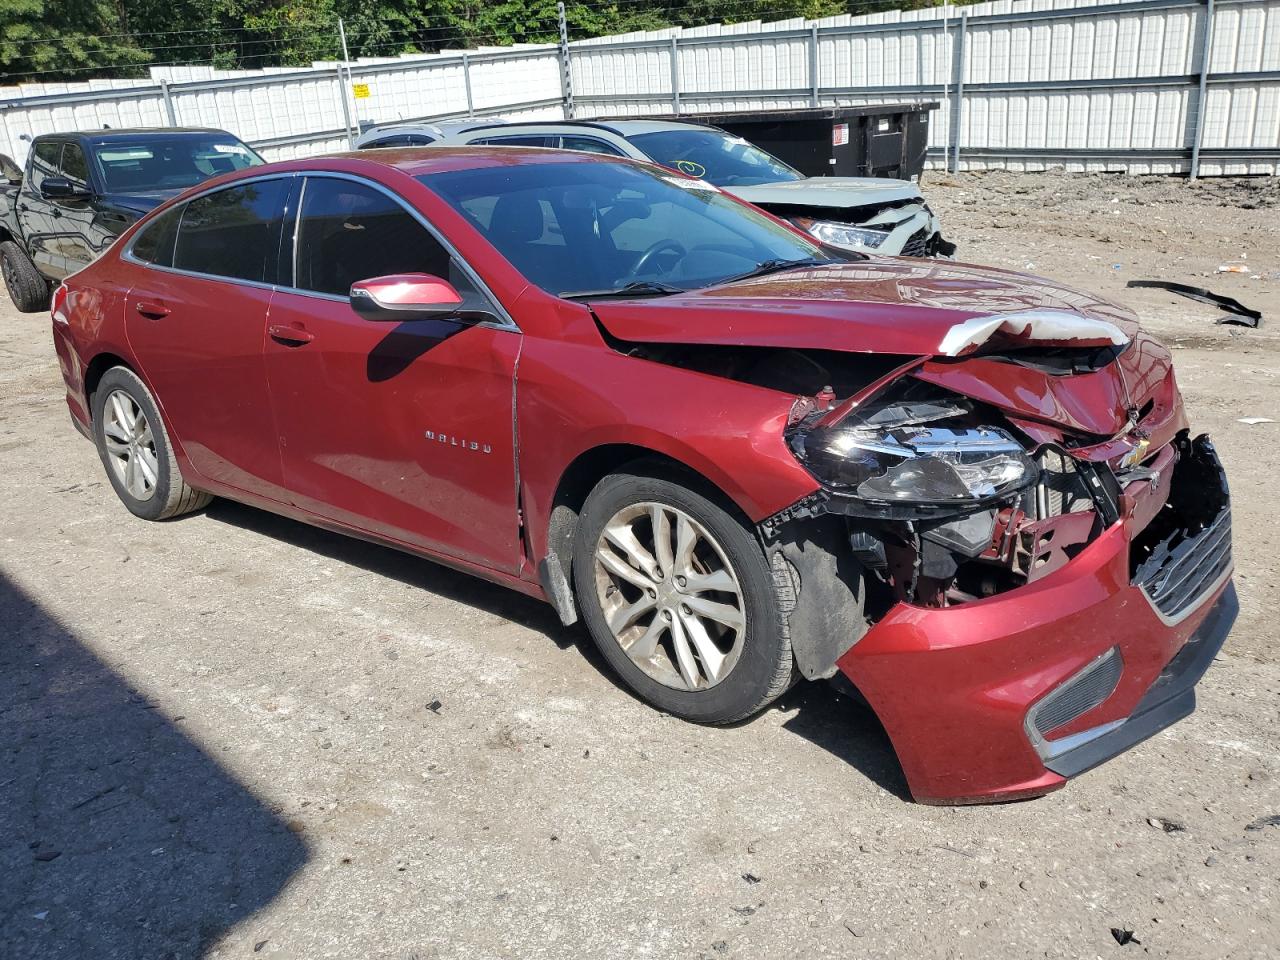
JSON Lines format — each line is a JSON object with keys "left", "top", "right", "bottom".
{"left": 264, "top": 174, "right": 523, "bottom": 574}
{"left": 51, "top": 141, "right": 98, "bottom": 270}
{"left": 17, "top": 141, "right": 63, "bottom": 276}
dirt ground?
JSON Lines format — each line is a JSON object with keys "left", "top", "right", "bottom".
{"left": 2, "top": 172, "right": 1279, "bottom": 960}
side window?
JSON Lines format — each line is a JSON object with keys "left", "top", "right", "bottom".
{"left": 362, "top": 134, "right": 435, "bottom": 149}
{"left": 60, "top": 143, "right": 90, "bottom": 187}
{"left": 131, "top": 206, "right": 182, "bottom": 267}
{"left": 173, "top": 179, "right": 288, "bottom": 283}
{"left": 472, "top": 135, "right": 555, "bottom": 148}
{"left": 29, "top": 141, "right": 61, "bottom": 192}
{"left": 292, "top": 177, "right": 477, "bottom": 299}
{"left": 559, "top": 135, "right": 625, "bottom": 157}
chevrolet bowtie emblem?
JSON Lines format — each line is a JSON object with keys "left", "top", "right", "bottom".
{"left": 1119, "top": 437, "right": 1151, "bottom": 470}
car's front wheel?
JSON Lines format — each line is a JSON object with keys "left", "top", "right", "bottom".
{"left": 572, "top": 469, "right": 793, "bottom": 724}
{"left": 91, "top": 366, "right": 212, "bottom": 520}
{"left": 0, "top": 240, "right": 50, "bottom": 312}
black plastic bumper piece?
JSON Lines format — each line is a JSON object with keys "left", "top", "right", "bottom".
{"left": 1046, "top": 581, "right": 1238, "bottom": 778}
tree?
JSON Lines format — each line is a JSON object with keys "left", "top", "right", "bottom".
{"left": 0, "top": 0, "right": 983, "bottom": 83}
{"left": 0, "top": 0, "right": 148, "bottom": 83}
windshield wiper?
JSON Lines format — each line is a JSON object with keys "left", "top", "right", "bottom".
{"left": 559, "top": 280, "right": 685, "bottom": 300}
{"left": 717, "top": 257, "right": 834, "bottom": 285}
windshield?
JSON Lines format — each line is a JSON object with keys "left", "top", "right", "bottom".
{"left": 93, "top": 137, "right": 263, "bottom": 193}
{"left": 421, "top": 160, "right": 832, "bottom": 297}
{"left": 628, "top": 128, "right": 803, "bottom": 187}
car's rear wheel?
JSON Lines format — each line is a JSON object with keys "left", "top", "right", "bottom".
{"left": 572, "top": 469, "right": 793, "bottom": 724}
{"left": 1, "top": 240, "right": 50, "bottom": 313}
{"left": 91, "top": 367, "right": 212, "bottom": 520}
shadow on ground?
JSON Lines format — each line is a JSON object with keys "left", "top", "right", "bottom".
{"left": 204, "top": 499, "right": 571, "bottom": 645}
{"left": 0, "top": 573, "right": 308, "bottom": 959}
{"left": 206, "top": 498, "right": 911, "bottom": 800}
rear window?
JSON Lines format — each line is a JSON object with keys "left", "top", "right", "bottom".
{"left": 472, "top": 135, "right": 555, "bottom": 148}
{"left": 359, "top": 134, "right": 436, "bottom": 149}
{"left": 93, "top": 137, "right": 263, "bottom": 193}
{"left": 172, "top": 179, "right": 288, "bottom": 283}
{"left": 130, "top": 206, "right": 181, "bottom": 266}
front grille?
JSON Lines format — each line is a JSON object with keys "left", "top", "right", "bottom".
{"left": 1029, "top": 646, "right": 1124, "bottom": 739}
{"left": 899, "top": 228, "right": 929, "bottom": 257}
{"left": 1134, "top": 506, "right": 1233, "bottom": 621}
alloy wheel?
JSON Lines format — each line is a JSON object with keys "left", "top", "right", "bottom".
{"left": 593, "top": 501, "right": 746, "bottom": 691}
{"left": 102, "top": 389, "right": 159, "bottom": 501}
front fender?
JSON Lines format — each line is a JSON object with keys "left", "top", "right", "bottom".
{"left": 516, "top": 335, "right": 819, "bottom": 566}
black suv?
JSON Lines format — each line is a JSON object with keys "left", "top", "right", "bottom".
{"left": 1, "top": 127, "right": 263, "bottom": 311}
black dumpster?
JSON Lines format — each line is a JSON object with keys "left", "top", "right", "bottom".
{"left": 625, "top": 103, "right": 938, "bottom": 182}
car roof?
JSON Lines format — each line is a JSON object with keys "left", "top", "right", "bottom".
{"left": 291, "top": 145, "right": 636, "bottom": 177}
{"left": 142, "top": 146, "right": 641, "bottom": 211}
{"left": 36, "top": 127, "right": 234, "bottom": 143}
{"left": 451, "top": 118, "right": 718, "bottom": 139}
{"left": 358, "top": 119, "right": 500, "bottom": 139}
{"left": 587, "top": 119, "right": 718, "bottom": 136}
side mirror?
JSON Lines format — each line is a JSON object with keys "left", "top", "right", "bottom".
{"left": 349, "top": 273, "right": 464, "bottom": 322}
{"left": 41, "top": 176, "right": 91, "bottom": 200}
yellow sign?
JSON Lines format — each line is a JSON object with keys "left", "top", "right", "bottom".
{"left": 352, "top": 83, "right": 371, "bottom": 99}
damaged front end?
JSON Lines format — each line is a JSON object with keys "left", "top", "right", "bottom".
{"left": 584, "top": 272, "right": 1236, "bottom": 803}
{"left": 780, "top": 378, "right": 1049, "bottom": 612}
{"left": 758, "top": 336, "right": 1235, "bottom": 803}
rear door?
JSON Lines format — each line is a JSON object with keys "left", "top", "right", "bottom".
{"left": 124, "top": 175, "right": 293, "bottom": 502}
{"left": 263, "top": 173, "right": 523, "bottom": 572}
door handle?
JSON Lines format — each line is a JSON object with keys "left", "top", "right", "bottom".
{"left": 134, "top": 299, "right": 171, "bottom": 319}
{"left": 269, "top": 323, "right": 315, "bottom": 346}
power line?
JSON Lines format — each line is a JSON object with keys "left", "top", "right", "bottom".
{"left": 3, "top": 1, "right": 926, "bottom": 49}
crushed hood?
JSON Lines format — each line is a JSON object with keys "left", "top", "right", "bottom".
{"left": 591, "top": 259, "right": 1153, "bottom": 438}
{"left": 591, "top": 259, "right": 1139, "bottom": 359}
{"left": 728, "top": 177, "right": 923, "bottom": 208}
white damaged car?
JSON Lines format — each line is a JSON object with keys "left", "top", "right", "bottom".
{"left": 437, "top": 118, "right": 954, "bottom": 258}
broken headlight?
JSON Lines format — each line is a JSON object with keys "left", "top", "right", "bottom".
{"left": 794, "top": 217, "right": 890, "bottom": 252}
{"left": 789, "top": 394, "right": 1037, "bottom": 514}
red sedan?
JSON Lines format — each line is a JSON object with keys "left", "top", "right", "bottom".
{"left": 50, "top": 148, "right": 1235, "bottom": 804}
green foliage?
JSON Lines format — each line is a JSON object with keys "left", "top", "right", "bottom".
{"left": 0, "top": 0, "right": 149, "bottom": 81}
{"left": 1, "top": 0, "right": 981, "bottom": 84}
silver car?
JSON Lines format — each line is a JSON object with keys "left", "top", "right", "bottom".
{"left": 435, "top": 118, "right": 953, "bottom": 257}
{"left": 353, "top": 118, "right": 507, "bottom": 150}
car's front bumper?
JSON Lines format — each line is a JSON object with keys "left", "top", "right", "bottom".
{"left": 836, "top": 444, "right": 1235, "bottom": 805}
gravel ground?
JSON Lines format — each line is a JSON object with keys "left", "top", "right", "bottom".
{"left": 2, "top": 172, "right": 1279, "bottom": 960}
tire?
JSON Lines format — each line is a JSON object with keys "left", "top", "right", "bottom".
{"left": 1, "top": 240, "right": 50, "bottom": 313}
{"left": 91, "top": 366, "right": 212, "bottom": 521}
{"left": 572, "top": 469, "right": 793, "bottom": 725}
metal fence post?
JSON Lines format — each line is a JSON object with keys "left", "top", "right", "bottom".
{"left": 670, "top": 36, "right": 681, "bottom": 114}
{"left": 462, "top": 53, "right": 475, "bottom": 118}
{"left": 809, "top": 25, "right": 820, "bottom": 107}
{"left": 1189, "top": 0, "right": 1216, "bottom": 179}
{"left": 159, "top": 79, "right": 178, "bottom": 125}
{"left": 950, "top": 12, "right": 968, "bottom": 174}
{"left": 334, "top": 65, "right": 354, "bottom": 146}
{"left": 557, "top": 2, "right": 575, "bottom": 119}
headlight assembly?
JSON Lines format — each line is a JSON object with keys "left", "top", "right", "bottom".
{"left": 794, "top": 217, "right": 891, "bottom": 252}
{"left": 788, "top": 391, "right": 1038, "bottom": 516}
